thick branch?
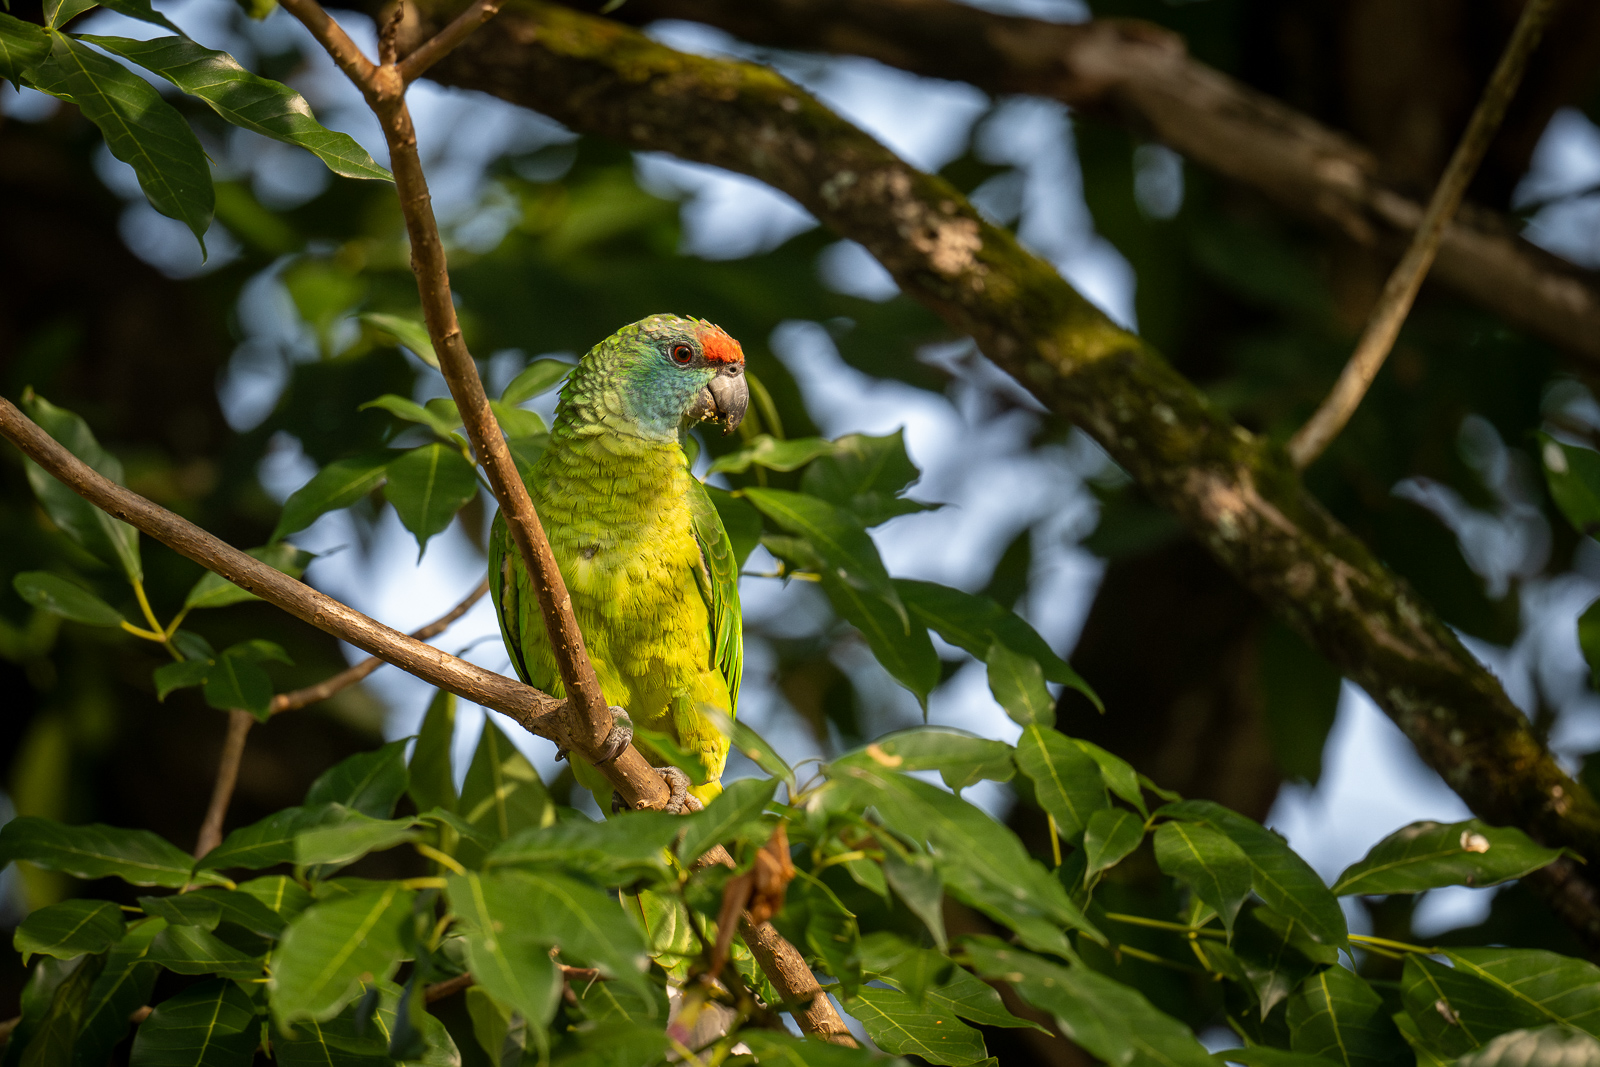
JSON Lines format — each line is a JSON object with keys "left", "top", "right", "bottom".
{"left": 418, "top": 0, "right": 1600, "bottom": 939}
{"left": 579, "top": 0, "right": 1600, "bottom": 371}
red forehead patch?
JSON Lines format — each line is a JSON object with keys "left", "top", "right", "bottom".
{"left": 697, "top": 324, "right": 744, "bottom": 365}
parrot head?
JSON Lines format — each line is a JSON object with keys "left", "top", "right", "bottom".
{"left": 565, "top": 314, "right": 749, "bottom": 442}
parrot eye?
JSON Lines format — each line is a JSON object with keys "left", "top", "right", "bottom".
{"left": 670, "top": 343, "right": 695, "bottom": 365}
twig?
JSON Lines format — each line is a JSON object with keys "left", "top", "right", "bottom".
{"left": 194, "top": 710, "right": 254, "bottom": 859}
{"left": 424, "top": 971, "right": 475, "bottom": 1002}
{"left": 1286, "top": 0, "right": 1557, "bottom": 468}
{"left": 397, "top": 0, "right": 503, "bottom": 83}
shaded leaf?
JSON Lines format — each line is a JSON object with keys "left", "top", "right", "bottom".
{"left": 140, "top": 888, "right": 285, "bottom": 938}
{"left": 271, "top": 451, "right": 392, "bottom": 543}
{"left": 127, "top": 978, "right": 258, "bottom": 1067}
{"left": 14, "top": 900, "right": 124, "bottom": 962}
{"left": 1154, "top": 821, "right": 1252, "bottom": 935}
{"left": 702, "top": 705, "right": 794, "bottom": 792}
{"left": 1287, "top": 966, "right": 1408, "bottom": 1067}
{"left": 72, "top": 919, "right": 163, "bottom": 1067}
{"left": 743, "top": 488, "right": 903, "bottom": 621}
{"left": 735, "top": 1031, "right": 889, "bottom": 1066}
{"left": 843, "top": 986, "right": 987, "bottom": 1065}
{"left": 800, "top": 429, "right": 931, "bottom": 526}
{"left": 20, "top": 391, "right": 142, "bottom": 582}
{"left": 1332, "top": 819, "right": 1561, "bottom": 896}
{"left": 987, "top": 643, "right": 1055, "bottom": 727}
{"left": 677, "top": 775, "right": 778, "bottom": 863}
{"left": 708, "top": 434, "right": 835, "bottom": 474}
{"left": 1014, "top": 724, "right": 1107, "bottom": 840}
{"left": 385, "top": 442, "right": 479, "bottom": 558}
{"left": 1084, "top": 807, "right": 1146, "bottom": 884}
{"left": 883, "top": 846, "right": 948, "bottom": 949}
{"left": 360, "top": 312, "right": 438, "bottom": 366}
{"left": 1400, "top": 953, "right": 1531, "bottom": 1058}
{"left": 203, "top": 650, "right": 273, "bottom": 721}
{"left": 488, "top": 811, "right": 683, "bottom": 884}
{"left": 821, "top": 568, "right": 940, "bottom": 707}
{"left": 1541, "top": 436, "right": 1600, "bottom": 539}
{"left": 408, "top": 690, "right": 458, "bottom": 816}
{"left": 270, "top": 882, "right": 416, "bottom": 1022}
{"left": 1442, "top": 949, "right": 1600, "bottom": 1037}
{"left": 307, "top": 740, "right": 410, "bottom": 820}
{"left": 146, "top": 923, "right": 264, "bottom": 981}
{"left": 0, "top": 817, "right": 218, "bottom": 888}
{"left": 499, "top": 357, "right": 572, "bottom": 405}
{"left": 361, "top": 395, "right": 462, "bottom": 442}
{"left": 181, "top": 543, "right": 310, "bottom": 611}
{"left": 12, "top": 572, "right": 123, "bottom": 627}
{"left": 448, "top": 872, "right": 564, "bottom": 1032}
{"left": 458, "top": 719, "right": 555, "bottom": 860}
{"left": 0, "top": 13, "right": 51, "bottom": 82}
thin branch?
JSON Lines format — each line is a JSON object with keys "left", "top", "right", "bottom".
{"left": 1287, "top": 0, "right": 1558, "bottom": 467}
{"left": 397, "top": 0, "right": 503, "bottom": 83}
{"left": 194, "top": 710, "right": 253, "bottom": 859}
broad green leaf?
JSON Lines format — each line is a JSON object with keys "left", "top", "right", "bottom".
{"left": 447, "top": 868, "right": 650, "bottom": 988}
{"left": 271, "top": 451, "right": 392, "bottom": 543}
{"left": 408, "top": 690, "right": 458, "bottom": 816}
{"left": 1073, "top": 737, "right": 1146, "bottom": 815}
{"left": 1154, "top": 821, "right": 1252, "bottom": 935}
{"left": 1458, "top": 1028, "right": 1600, "bottom": 1067}
{"left": 1014, "top": 724, "right": 1107, "bottom": 840}
{"left": 821, "top": 568, "right": 940, "bottom": 707}
{"left": 1541, "top": 436, "right": 1600, "bottom": 538}
{"left": 14, "top": 900, "right": 123, "bottom": 962}
{"left": 1394, "top": 1009, "right": 1453, "bottom": 1067}
{"left": 91, "top": 0, "right": 184, "bottom": 36}
{"left": 293, "top": 813, "right": 419, "bottom": 868}
{"left": 842, "top": 726, "right": 1014, "bottom": 792}
{"left": 77, "top": 34, "right": 389, "bottom": 183}
{"left": 897, "top": 578, "right": 1100, "bottom": 709}
{"left": 488, "top": 811, "right": 682, "bottom": 884}
{"left": 45, "top": 0, "right": 97, "bottom": 32}
{"left": 708, "top": 434, "right": 835, "bottom": 474}
{"left": 385, "top": 442, "right": 479, "bottom": 558}
{"left": 824, "top": 763, "right": 1100, "bottom": 954}
{"left": 775, "top": 870, "right": 862, "bottom": 993}
{"left": 507, "top": 434, "right": 548, "bottom": 484}
{"left": 744, "top": 487, "right": 904, "bottom": 621}
{"left": 1084, "top": 807, "right": 1145, "bottom": 883}
{"left": 1287, "top": 966, "right": 1408, "bottom": 1067}
{"left": 489, "top": 398, "right": 546, "bottom": 437}
{"left": 964, "top": 937, "right": 1213, "bottom": 1067}
{"left": 360, "top": 395, "right": 463, "bottom": 442}
{"left": 39, "top": 34, "right": 212, "bottom": 248}
{"left": 883, "top": 846, "right": 948, "bottom": 948}
{"left": 270, "top": 882, "right": 415, "bottom": 1022}
{"left": 20, "top": 391, "right": 142, "bottom": 582}
{"left": 499, "top": 357, "right": 572, "bottom": 405}
{"left": 146, "top": 923, "right": 264, "bottom": 981}
{"left": 463, "top": 985, "right": 521, "bottom": 1067}
{"left": 1332, "top": 819, "right": 1561, "bottom": 896}
{"left": 306, "top": 740, "right": 410, "bottom": 820}
{"left": 236, "top": 875, "right": 313, "bottom": 922}
{"left": 197, "top": 804, "right": 414, "bottom": 871}
{"left": 1161, "top": 799, "right": 1347, "bottom": 947}
{"left": 153, "top": 658, "right": 211, "bottom": 702}
{"left": 137, "top": 893, "right": 222, "bottom": 931}
{"left": 0, "top": 13, "right": 51, "bottom": 82}
{"left": 676, "top": 775, "right": 778, "bottom": 863}
{"left": 181, "top": 543, "right": 310, "bottom": 611}
{"left": 72, "top": 919, "right": 163, "bottom": 1067}
{"left": 735, "top": 1031, "right": 888, "bottom": 1067}
{"left": 1442, "top": 948, "right": 1600, "bottom": 1037}
{"left": 1401, "top": 953, "right": 1534, "bottom": 1057}
{"left": 842, "top": 986, "right": 987, "bottom": 1065}
{"left": 127, "top": 978, "right": 258, "bottom": 1067}
{"left": 800, "top": 429, "right": 931, "bottom": 526}
{"left": 702, "top": 704, "right": 794, "bottom": 792}
{"left": 458, "top": 719, "right": 555, "bottom": 857}
{"left": 360, "top": 312, "right": 438, "bottom": 366}
{"left": 0, "top": 816, "right": 220, "bottom": 888}
{"left": 1214, "top": 904, "right": 1340, "bottom": 1019}
{"left": 987, "top": 643, "right": 1055, "bottom": 727}
{"left": 15, "top": 953, "right": 101, "bottom": 1067}
{"left": 12, "top": 572, "right": 124, "bottom": 627}
{"left": 448, "top": 871, "right": 564, "bottom": 1032}
{"left": 203, "top": 649, "right": 273, "bottom": 720}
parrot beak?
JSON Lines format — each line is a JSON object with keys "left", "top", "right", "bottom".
{"left": 701, "top": 364, "right": 748, "bottom": 435}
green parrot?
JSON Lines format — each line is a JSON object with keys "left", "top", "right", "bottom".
{"left": 488, "top": 314, "right": 747, "bottom": 812}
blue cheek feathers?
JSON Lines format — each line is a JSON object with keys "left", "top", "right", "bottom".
{"left": 620, "top": 360, "right": 712, "bottom": 440}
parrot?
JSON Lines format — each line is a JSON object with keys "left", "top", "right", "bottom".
{"left": 488, "top": 314, "right": 748, "bottom": 813}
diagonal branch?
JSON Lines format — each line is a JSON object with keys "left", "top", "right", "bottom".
{"left": 576, "top": 0, "right": 1600, "bottom": 371}
{"left": 413, "top": 0, "right": 1600, "bottom": 941}
{"left": 1287, "top": 0, "right": 1557, "bottom": 468}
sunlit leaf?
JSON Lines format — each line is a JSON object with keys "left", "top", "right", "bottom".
{"left": 1014, "top": 724, "right": 1107, "bottom": 841}
{"left": 306, "top": 740, "right": 410, "bottom": 820}
{"left": 0, "top": 13, "right": 51, "bottom": 82}
{"left": 488, "top": 810, "right": 682, "bottom": 884}
{"left": 360, "top": 312, "right": 438, "bottom": 366}
{"left": 12, "top": 572, "right": 124, "bottom": 627}
{"left": 14, "top": 900, "right": 124, "bottom": 963}
{"left": 181, "top": 543, "right": 311, "bottom": 611}
{"left": 499, "top": 357, "right": 572, "bottom": 405}
{"left": 408, "top": 690, "right": 458, "bottom": 816}
{"left": 744, "top": 487, "right": 903, "bottom": 621}
{"left": 678, "top": 776, "right": 777, "bottom": 863}
{"left": 0, "top": 816, "right": 221, "bottom": 889}
{"left": 457, "top": 719, "right": 555, "bottom": 861}
{"left": 270, "top": 450, "right": 392, "bottom": 543}
{"left": 360, "top": 395, "right": 463, "bottom": 443}
{"left": 842, "top": 986, "right": 988, "bottom": 1065}
{"left": 702, "top": 705, "right": 794, "bottom": 792}
{"left": 448, "top": 871, "right": 564, "bottom": 1033}
{"left": 1400, "top": 953, "right": 1530, "bottom": 1058}
{"left": 987, "top": 643, "right": 1055, "bottom": 727}
{"left": 1331, "top": 819, "right": 1561, "bottom": 896}
{"left": 270, "top": 881, "right": 415, "bottom": 1023}
{"left": 385, "top": 442, "right": 479, "bottom": 558}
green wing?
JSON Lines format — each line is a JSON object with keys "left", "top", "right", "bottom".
{"left": 488, "top": 510, "right": 542, "bottom": 691}
{"left": 687, "top": 478, "right": 743, "bottom": 716}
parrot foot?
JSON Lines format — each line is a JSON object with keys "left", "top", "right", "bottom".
{"left": 555, "top": 707, "right": 633, "bottom": 765}
{"left": 611, "top": 765, "right": 703, "bottom": 815}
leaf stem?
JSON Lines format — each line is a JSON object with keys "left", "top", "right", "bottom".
{"left": 414, "top": 841, "right": 466, "bottom": 875}
{"left": 1102, "top": 912, "right": 1224, "bottom": 939}
{"left": 1348, "top": 933, "right": 1432, "bottom": 955}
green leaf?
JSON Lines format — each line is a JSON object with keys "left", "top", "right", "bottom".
{"left": 708, "top": 434, "right": 836, "bottom": 474}
{"left": 271, "top": 451, "right": 392, "bottom": 543}
{"left": 1161, "top": 799, "right": 1347, "bottom": 947}
{"left": 20, "top": 391, "right": 142, "bottom": 582}
{"left": 841, "top": 726, "right": 1014, "bottom": 792}
{"left": 136, "top": 894, "right": 222, "bottom": 931}
{"left": 128, "top": 978, "right": 258, "bottom": 1067}
{"left": 883, "top": 847, "right": 948, "bottom": 949}
{"left": 236, "top": 875, "right": 313, "bottom": 923}
{"left": 385, "top": 442, "right": 479, "bottom": 558}
{"left": 842, "top": 986, "right": 988, "bottom": 1065}
{"left": 464, "top": 985, "right": 522, "bottom": 1067}
{"left": 293, "top": 813, "right": 419, "bottom": 868}
{"left": 701, "top": 705, "right": 794, "bottom": 792}
{"left": 744, "top": 487, "right": 904, "bottom": 621}
{"left": 0, "top": 13, "right": 51, "bottom": 82}
{"left": 1216, "top": 1050, "right": 1343, "bottom": 1067}
{"left": 408, "top": 690, "right": 458, "bottom": 816}
{"left": 72, "top": 919, "right": 163, "bottom": 1067}
{"left": 1441, "top": 948, "right": 1600, "bottom": 1037}
{"left": 77, "top": 34, "right": 389, "bottom": 183}
{"left": 777, "top": 870, "right": 862, "bottom": 993}
{"left": 38, "top": 34, "right": 212, "bottom": 249}
{"left": 800, "top": 429, "right": 931, "bottom": 526}
{"left": 0, "top": 816, "right": 219, "bottom": 888}
{"left": 987, "top": 643, "right": 1055, "bottom": 727}
{"left": 203, "top": 650, "right": 273, "bottom": 721}
{"left": 821, "top": 568, "right": 941, "bottom": 707}
{"left": 447, "top": 872, "right": 564, "bottom": 1032}
{"left": 152, "top": 658, "right": 210, "bottom": 701}
{"left": 1073, "top": 737, "right": 1146, "bottom": 815}
{"left": 1211, "top": 904, "right": 1339, "bottom": 1020}
{"left": 1393, "top": 1010, "right": 1453, "bottom": 1067}
{"left": 507, "top": 434, "right": 549, "bottom": 485}
{"left": 1541, "top": 436, "right": 1600, "bottom": 538}
{"left": 1331, "top": 819, "right": 1562, "bottom": 896}
{"left": 14, "top": 954, "right": 102, "bottom": 1067}
{"left": 90, "top": 0, "right": 185, "bottom": 36}
{"left": 14, "top": 900, "right": 124, "bottom": 962}
{"left": 964, "top": 937, "right": 1214, "bottom": 1067}
{"left": 360, "top": 395, "right": 463, "bottom": 442}
{"left": 146, "top": 923, "right": 264, "bottom": 981}
{"left": 307, "top": 740, "right": 410, "bottom": 820}
{"left": 489, "top": 399, "right": 546, "bottom": 437}
{"left": 1083, "top": 807, "right": 1145, "bottom": 884}
{"left": 897, "top": 578, "right": 1100, "bottom": 709}
{"left": 1154, "top": 821, "right": 1252, "bottom": 935}
{"left": 447, "top": 869, "right": 650, "bottom": 988}
{"left": 197, "top": 804, "right": 414, "bottom": 871}
{"left": 488, "top": 811, "right": 683, "bottom": 885}
{"left": 181, "top": 543, "right": 311, "bottom": 611}
{"left": 1458, "top": 1028, "right": 1600, "bottom": 1067}
{"left": 499, "top": 357, "right": 572, "bottom": 405}
{"left": 458, "top": 719, "right": 555, "bottom": 858}
{"left": 676, "top": 775, "right": 778, "bottom": 863}
{"left": 1400, "top": 953, "right": 1531, "bottom": 1057}
{"left": 360, "top": 312, "right": 438, "bottom": 366}
{"left": 12, "top": 572, "right": 124, "bottom": 627}
{"left": 1287, "top": 966, "right": 1408, "bottom": 1067}
{"left": 45, "top": 0, "right": 98, "bottom": 31}
{"left": 735, "top": 1031, "right": 888, "bottom": 1067}
{"left": 270, "top": 882, "right": 415, "bottom": 1023}
{"left": 1013, "top": 724, "right": 1107, "bottom": 840}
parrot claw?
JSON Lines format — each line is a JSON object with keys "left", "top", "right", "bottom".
{"left": 598, "top": 707, "right": 634, "bottom": 763}
{"left": 612, "top": 765, "right": 702, "bottom": 815}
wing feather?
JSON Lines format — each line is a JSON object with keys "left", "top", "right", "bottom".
{"left": 687, "top": 478, "right": 743, "bottom": 715}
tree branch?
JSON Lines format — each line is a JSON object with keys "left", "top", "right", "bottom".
{"left": 1287, "top": 0, "right": 1557, "bottom": 468}
{"left": 573, "top": 0, "right": 1600, "bottom": 372}
{"left": 194, "top": 709, "right": 254, "bottom": 859}
{"left": 398, "top": 0, "right": 504, "bottom": 82}
{"left": 415, "top": 0, "right": 1600, "bottom": 942}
